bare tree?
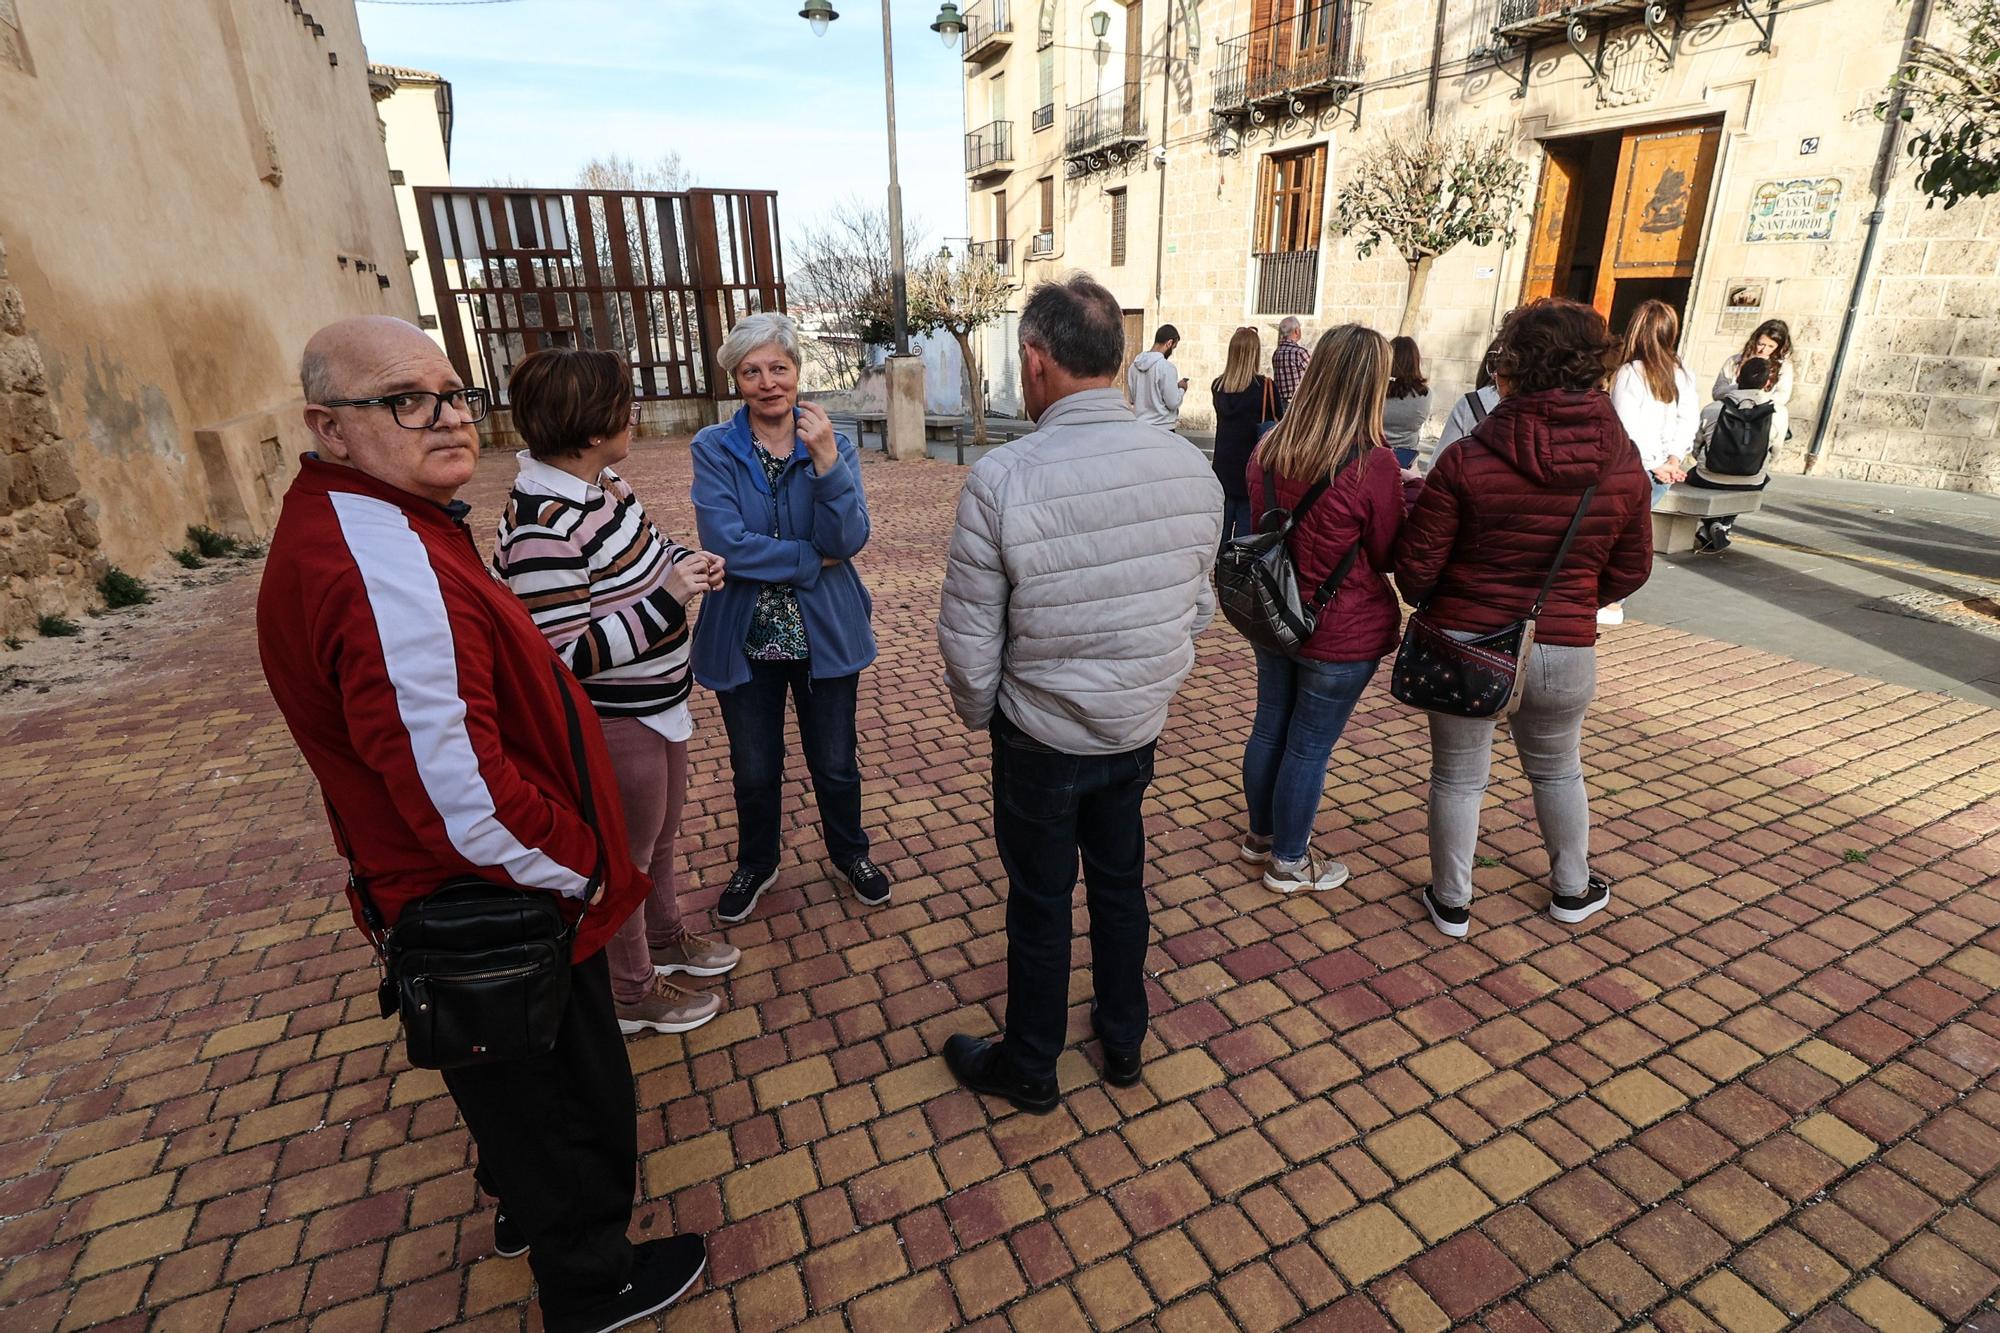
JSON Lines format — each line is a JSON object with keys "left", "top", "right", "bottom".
{"left": 1330, "top": 128, "right": 1528, "bottom": 335}
{"left": 910, "top": 250, "right": 1011, "bottom": 445}
{"left": 576, "top": 151, "right": 695, "bottom": 192}
{"left": 789, "top": 201, "right": 924, "bottom": 387}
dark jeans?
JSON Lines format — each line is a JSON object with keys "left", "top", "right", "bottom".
{"left": 1243, "top": 649, "right": 1378, "bottom": 863}
{"left": 1220, "top": 496, "right": 1255, "bottom": 552}
{"left": 990, "top": 710, "right": 1156, "bottom": 1083}
{"left": 447, "top": 952, "right": 636, "bottom": 1314}
{"left": 716, "top": 660, "right": 868, "bottom": 875}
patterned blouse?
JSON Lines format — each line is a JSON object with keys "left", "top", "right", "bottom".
{"left": 744, "top": 445, "right": 810, "bottom": 661}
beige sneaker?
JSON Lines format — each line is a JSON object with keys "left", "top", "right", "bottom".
{"left": 1264, "top": 854, "right": 1350, "bottom": 893}
{"left": 650, "top": 931, "right": 741, "bottom": 978}
{"left": 616, "top": 978, "right": 721, "bottom": 1035}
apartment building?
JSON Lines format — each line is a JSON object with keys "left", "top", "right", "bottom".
{"left": 960, "top": 0, "right": 2000, "bottom": 493}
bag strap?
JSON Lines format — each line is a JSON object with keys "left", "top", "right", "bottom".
{"left": 1528, "top": 484, "right": 1599, "bottom": 618}
{"left": 1260, "top": 377, "right": 1275, "bottom": 423}
{"left": 1466, "top": 390, "right": 1489, "bottom": 425}
{"left": 1261, "top": 455, "right": 1332, "bottom": 530}
{"left": 1301, "top": 450, "right": 1365, "bottom": 614}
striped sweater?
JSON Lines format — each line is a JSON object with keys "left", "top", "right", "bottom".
{"left": 493, "top": 454, "right": 698, "bottom": 717}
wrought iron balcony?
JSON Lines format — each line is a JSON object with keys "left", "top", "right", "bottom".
{"left": 1253, "top": 250, "right": 1319, "bottom": 316}
{"left": 969, "top": 238, "right": 1014, "bottom": 276}
{"left": 1032, "top": 101, "right": 1054, "bottom": 132}
{"left": 1031, "top": 229, "right": 1054, "bottom": 256}
{"left": 1493, "top": 0, "right": 1649, "bottom": 40}
{"left": 962, "top": 0, "right": 1013, "bottom": 61}
{"left": 965, "top": 120, "right": 1014, "bottom": 177}
{"left": 1066, "top": 83, "right": 1146, "bottom": 163}
{"left": 1213, "top": 3, "right": 1368, "bottom": 117}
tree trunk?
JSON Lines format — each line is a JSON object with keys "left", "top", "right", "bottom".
{"left": 1399, "top": 256, "right": 1434, "bottom": 337}
{"left": 951, "top": 329, "right": 988, "bottom": 446}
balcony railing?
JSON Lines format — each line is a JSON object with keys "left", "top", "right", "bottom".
{"left": 1032, "top": 102, "right": 1054, "bottom": 131}
{"left": 1254, "top": 250, "right": 1319, "bottom": 316}
{"left": 965, "top": 120, "right": 1014, "bottom": 176}
{"left": 962, "top": 0, "right": 1013, "bottom": 60}
{"left": 969, "top": 238, "right": 1014, "bottom": 276}
{"left": 1493, "top": 0, "right": 1648, "bottom": 39}
{"left": 1031, "top": 230, "right": 1054, "bottom": 256}
{"left": 1213, "top": 3, "right": 1368, "bottom": 115}
{"left": 1066, "top": 83, "right": 1145, "bottom": 159}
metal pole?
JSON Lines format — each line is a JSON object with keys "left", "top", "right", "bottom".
{"left": 1153, "top": 0, "right": 1173, "bottom": 308}
{"left": 880, "top": 0, "right": 912, "bottom": 356}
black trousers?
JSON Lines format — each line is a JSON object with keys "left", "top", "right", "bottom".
{"left": 990, "top": 710, "right": 1157, "bottom": 1083}
{"left": 445, "top": 951, "right": 636, "bottom": 1312}
{"left": 716, "top": 661, "right": 869, "bottom": 875}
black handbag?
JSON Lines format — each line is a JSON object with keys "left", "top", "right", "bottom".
{"left": 1216, "top": 454, "right": 1361, "bottom": 658}
{"left": 1390, "top": 484, "right": 1597, "bottom": 719}
{"left": 336, "top": 663, "right": 602, "bottom": 1070}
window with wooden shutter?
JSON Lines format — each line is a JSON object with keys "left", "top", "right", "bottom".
{"left": 1110, "top": 189, "right": 1128, "bottom": 266}
{"left": 1255, "top": 145, "right": 1326, "bottom": 255}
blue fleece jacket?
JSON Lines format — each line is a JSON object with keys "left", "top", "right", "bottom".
{"left": 689, "top": 407, "right": 876, "bottom": 692}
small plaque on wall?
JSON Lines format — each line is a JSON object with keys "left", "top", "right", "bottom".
{"left": 1746, "top": 177, "right": 1843, "bottom": 243}
{"left": 1724, "top": 280, "right": 1764, "bottom": 314}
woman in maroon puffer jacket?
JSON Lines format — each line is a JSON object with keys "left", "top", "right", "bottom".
{"left": 1242, "top": 325, "right": 1405, "bottom": 894}
{"left": 1393, "top": 298, "right": 1653, "bottom": 939}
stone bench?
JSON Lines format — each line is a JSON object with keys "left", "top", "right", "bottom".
{"left": 1651, "top": 482, "right": 1766, "bottom": 553}
{"left": 849, "top": 413, "right": 964, "bottom": 445}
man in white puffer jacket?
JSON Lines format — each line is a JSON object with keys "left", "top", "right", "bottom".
{"left": 937, "top": 274, "right": 1223, "bottom": 1115}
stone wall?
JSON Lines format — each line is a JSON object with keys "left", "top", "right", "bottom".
{"left": 0, "top": 237, "right": 102, "bottom": 636}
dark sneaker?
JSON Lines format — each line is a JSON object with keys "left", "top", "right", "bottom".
{"left": 493, "top": 1209, "right": 527, "bottom": 1259}
{"left": 833, "top": 855, "right": 891, "bottom": 906}
{"left": 1550, "top": 874, "right": 1612, "bottom": 926}
{"left": 1090, "top": 1006, "right": 1143, "bottom": 1088}
{"left": 1422, "top": 886, "right": 1470, "bottom": 939}
{"left": 542, "top": 1233, "right": 707, "bottom": 1333}
{"left": 714, "top": 866, "right": 777, "bottom": 924}
{"left": 943, "top": 1033, "right": 1059, "bottom": 1115}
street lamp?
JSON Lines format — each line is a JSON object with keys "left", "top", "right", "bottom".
{"left": 799, "top": 1, "right": 838, "bottom": 39}
{"left": 1090, "top": 9, "right": 1111, "bottom": 38}
{"left": 931, "top": 2, "right": 964, "bottom": 48}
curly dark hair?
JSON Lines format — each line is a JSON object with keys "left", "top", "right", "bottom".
{"left": 1490, "top": 298, "right": 1616, "bottom": 396}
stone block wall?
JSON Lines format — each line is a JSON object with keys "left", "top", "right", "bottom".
{"left": 0, "top": 237, "right": 102, "bottom": 638}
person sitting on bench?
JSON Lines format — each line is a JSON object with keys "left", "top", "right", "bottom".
{"left": 1685, "top": 356, "right": 1777, "bottom": 552}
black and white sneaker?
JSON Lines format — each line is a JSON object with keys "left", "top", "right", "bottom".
{"left": 542, "top": 1233, "right": 706, "bottom": 1333}
{"left": 492, "top": 1209, "right": 528, "bottom": 1259}
{"left": 833, "top": 855, "right": 891, "bottom": 906}
{"left": 1422, "top": 886, "right": 1470, "bottom": 939}
{"left": 714, "top": 866, "right": 778, "bottom": 924}
{"left": 1550, "top": 874, "right": 1612, "bottom": 926}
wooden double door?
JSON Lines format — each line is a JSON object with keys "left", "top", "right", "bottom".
{"left": 1523, "top": 118, "right": 1722, "bottom": 331}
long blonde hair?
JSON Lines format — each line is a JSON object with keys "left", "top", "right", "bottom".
{"left": 1259, "top": 325, "right": 1389, "bottom": 482}
{"left": 1621, "top": 299, "right": 1683, "bottom": 403}
{"left": 1215, "top": 326, "right": 1262, "bottom": 395}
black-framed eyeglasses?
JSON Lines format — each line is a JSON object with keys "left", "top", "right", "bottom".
{"left": 321, "top": 387, "right": 490, "bottom": 429}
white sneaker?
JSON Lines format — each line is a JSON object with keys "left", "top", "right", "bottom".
{"left": 1264, "top": 855, "right": 1350, "bottom": 893}
{"left": 1597, "top": 603, "right": 1625, "bottom": 626}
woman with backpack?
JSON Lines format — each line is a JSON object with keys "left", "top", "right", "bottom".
{"left": 1713, "top": 319, "right": 1794, "bottom": 453}
{"left": 1239, "top": 325, "right": 1405, "bottom": 893}
{"left": 1605, "top": 298, "right": 1696, "bottom": 625}
{"left": 1210, "top": 326, "right": 1277, "bottom": 550}
{"left": 1686, "top": 355, "right": 1779, "bottom": 551}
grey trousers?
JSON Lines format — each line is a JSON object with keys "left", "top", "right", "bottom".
{"left": 1427, "top": 641, "right": 1597, "bottom": 908}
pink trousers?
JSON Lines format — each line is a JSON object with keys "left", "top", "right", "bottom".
{"left": 599, "top": 717, "right": 689, "bottom": 1006}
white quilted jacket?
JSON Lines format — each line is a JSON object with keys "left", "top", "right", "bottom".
{"left": 938, "top": 388, "right": 1224, "bottom": 755}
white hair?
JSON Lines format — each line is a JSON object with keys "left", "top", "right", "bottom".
{"left": 717, "top": 311, "right": 804, "bottom": 375}
{"left": 1278, "top": 316, "right": 1302, "bottom": 339}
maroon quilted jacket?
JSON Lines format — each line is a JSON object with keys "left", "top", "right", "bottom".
{"left": 1393, "top": 389, "right": 1653, "bottom": 648}
{"left": 1248, "top": 443, "right": 1404, "bottom": 662}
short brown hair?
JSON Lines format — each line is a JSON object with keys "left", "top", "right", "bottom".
{"left": 1491, "top": 299, "right": 1616, "bottom": 396}
{"left": 507, "top": 347, "right": 632, "bottom": 459}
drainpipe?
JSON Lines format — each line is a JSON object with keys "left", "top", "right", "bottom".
{"left": 1153, "top": 0, "right": 1175, "bottom": 310}
{"left": 1806, "top": 0, "right": 1935, "bottom": 471}
{"left": 1425, "top": 0, "right": 1449, "bottom": 125}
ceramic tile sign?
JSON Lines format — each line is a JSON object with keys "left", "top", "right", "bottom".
{"left": 1746, "top": 176, "right": 1843, "bottom": 243}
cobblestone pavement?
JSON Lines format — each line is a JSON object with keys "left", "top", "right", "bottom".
{"left": 3, "top": 441, "right": 2000, "bottom": 1333}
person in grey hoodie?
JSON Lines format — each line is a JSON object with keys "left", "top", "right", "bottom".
{"left": 938, "top": 276, "right": 1223, "bottom": 1114}
{"left": 1127, "top": 324, "right": 1188, "bottom": 431}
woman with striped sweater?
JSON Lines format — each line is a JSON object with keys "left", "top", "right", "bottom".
{"left": 494, "top": 348, "right": 740, "bottom": 1036}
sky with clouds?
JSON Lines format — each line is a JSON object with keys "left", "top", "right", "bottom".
{"left": 356, "top": 0, "right": 970, "bottom": 253}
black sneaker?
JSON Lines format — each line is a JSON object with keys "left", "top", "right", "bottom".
{"left": 1090, "top": 1006, "right": 1143, "bottom": 1088}
{"left": 1422, "top": 886, "right": 1470, "bottom": 939}
{"left": 493, "top": 1209, "right": 527, "bottom": 1259}
{"left": 833, "top": 855, "right": 891, "bottom": 906}
{"left": 714, "top": 866, "right": 777, "bottom": 924}
{"left": 1550, "top": 874, "right": 1612, "bottom": 926}
{"left": 943, "top": 1033, "right": 1059, "bottom": 1115}
{"left": 542, "top": 1233, "right": 706, "bottom": 1333}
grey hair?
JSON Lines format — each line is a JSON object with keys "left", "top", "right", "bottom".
{"left": 717, "top": 311, "right": 804, "bottom": 375}
{"left": 1019, "top": 273, "right": 1124, "bottom": 379}
{"left": 1278, "top": 316, "right": 1302, "bottom": 338}
{"left": 300, "top": 348, "right": 338, "bottom": 404}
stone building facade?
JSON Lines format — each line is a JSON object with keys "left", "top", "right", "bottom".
{"left": 961, "top": 0, "right": 2000, "bottom": 492}
{"left": 0, "top": 0, "right": 418, "bottom": 634}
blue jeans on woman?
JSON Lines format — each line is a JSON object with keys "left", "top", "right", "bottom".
{"left": 1242, "top": 649, "right": 1378, "bottom": 863}
{"left": 1219, "top": 496, "right": 1255, "bottom": 553}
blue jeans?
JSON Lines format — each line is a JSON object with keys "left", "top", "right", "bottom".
{"left": 715, "top": 660, "right": 868, "bottom": 876}
{"left": 1242, "top": 650, "right": 1378, "bottom": 862}
{"left": 1220, "top": 496, "right": 1255, "bottom": 551}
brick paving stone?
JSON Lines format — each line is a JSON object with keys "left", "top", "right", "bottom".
{"left": 1, "top": 448, "right": 1998, "bottom": 1331}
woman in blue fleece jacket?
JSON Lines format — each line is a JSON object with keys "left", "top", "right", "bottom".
{"left": 690, "top": 312, "right": 888, "bottom": 923}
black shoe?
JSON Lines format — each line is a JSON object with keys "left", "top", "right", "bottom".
{"left": 492, "top": 1209, "right": 527, "bottom": 1259}
{"left": 943, "top": 1034, "right": 1059, "bottom": 1115}
{"left": 1090, "top": 1005, "right": 1143, "bottom": 1088}
{"left": 1422, "top": 886, "right": 1469, "bottom": 939}
{"left": 542, "top": 1233, "right": 707, "bottom": 1333}
{"left": 1550, "top": 874, "right": 1612, "bottom": 926}
{"left": 833, "top": 855, "right": 891, "bottom": 906}
{"left": 714, "top": 866, "right": 777, "bottom": 924}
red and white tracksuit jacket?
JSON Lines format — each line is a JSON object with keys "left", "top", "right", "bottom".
{"left": 257, "top": 455, "right": 646, "bottom": 963}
